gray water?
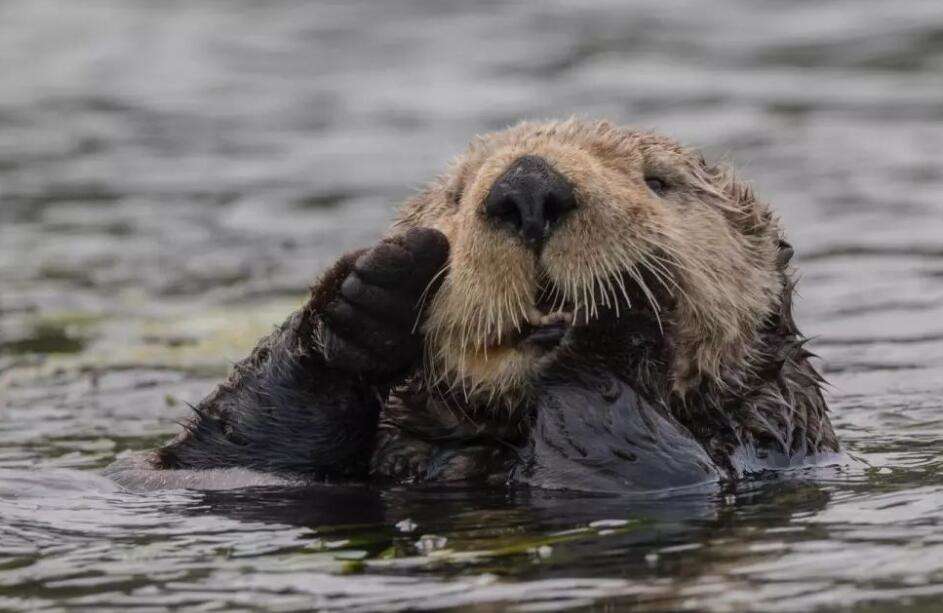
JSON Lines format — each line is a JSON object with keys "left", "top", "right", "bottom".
{"left": 2, "top": 1, "right": 943, "bottom": 610}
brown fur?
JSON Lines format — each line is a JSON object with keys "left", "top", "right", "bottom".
{"left": 397, "top": 120, "right": 776, "bottom": 397}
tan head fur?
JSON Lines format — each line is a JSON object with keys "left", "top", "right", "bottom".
{"left": 393, "top": 119, "right": 784, "bottom": 404}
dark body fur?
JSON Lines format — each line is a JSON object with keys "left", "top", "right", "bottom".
{"left": 154, "top": 256, "right": 383, "bottom": 480}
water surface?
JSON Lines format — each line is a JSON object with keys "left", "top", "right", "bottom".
{"left": 2, "top": 1, "right": 943, "bottom": 610}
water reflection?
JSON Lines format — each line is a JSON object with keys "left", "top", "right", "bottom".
{"left": 1, "top": 467, "right": 851, "bottom": 610}
{"left": 2, "top": 0, "right": 943, "bottom": 609}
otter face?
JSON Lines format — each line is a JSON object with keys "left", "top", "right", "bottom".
{"left": 395, "top": 119, "right": 784, "bottom": 403}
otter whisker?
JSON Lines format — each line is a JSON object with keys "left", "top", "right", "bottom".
{"left": 513, "top": 279, "right": 529, "bottom": 331}
{"left": 489, "top": 287, "right": 502, "bottom": 348}
{"left": 413, "top": 262, "right": 452, "bottom": 333}
{"left": 592, "top": 261, "right": 604, "bottom": 319}
{"left": 579, "top": 259, "right": 597, "bottom": 323}
{"left": 604, "top": 274, "right": 621, "bottom": 318}
{"left": 637, "top": 252, "right": 689, "bottom": 307}
{"left": 641, "top": 241, "right": 707, "bottom": 316}
{"left": 607, "top": 258, "right": 634, "bottom": 312}
{"left": 548, "top": 278, "right": 565, "bottom": 314}
{"left": 628, "top": 266, "right": 663, "bottom": 334}
{"left": 577, "top": 276, "right": 591, "bottom": 324}
{"left": 638, "top": 253, "right": 678, "bottom": 296}
{"left": 590, "top": 260, "right": 603, "bottom": 317}
{"left": 607, "top": 251, "right": 631, "bottom": 311}
{"left": 564, "top": 276, "right": 576, "bottom": 319}
{"left": 595, "top": 274, "right": 610, "bottom": 309}
{"left": 594, "top": 253, "right": 622, "bottom": 318}
{"left": 599, "top": 256, "right": 620, "bottom": 312}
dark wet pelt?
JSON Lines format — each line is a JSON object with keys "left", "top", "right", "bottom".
{"left": 2, "top": 1, "right": 943, "bottom": 610}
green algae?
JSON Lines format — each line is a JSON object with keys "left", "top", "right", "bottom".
{"left": 1, "top": 298, "right": 305, "bottom": 388}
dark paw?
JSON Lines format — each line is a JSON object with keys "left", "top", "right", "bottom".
{"left": 320, "top": 227, "right": 449, "bottom": 376}
{"left": 372, "top": 437, "right": 434, "bottom": 483}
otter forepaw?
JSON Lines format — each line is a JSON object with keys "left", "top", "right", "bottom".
{"left": 319, "top": 227, "right": 449, "bottom": 376}
{"left": 372, "top": 437, "right": 434, "bottom": 483}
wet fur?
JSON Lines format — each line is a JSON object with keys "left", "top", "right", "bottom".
{"left": 154, "top": 254, "right": 382, "bottom": 479}
{"left": 130, "top": 119, "right": 838, "bottom": 491}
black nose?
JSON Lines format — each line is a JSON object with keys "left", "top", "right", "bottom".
{"left": 484, "top": 155, "right": 577, "bottom": 249}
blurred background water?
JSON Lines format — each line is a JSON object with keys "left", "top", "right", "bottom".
{"left": 2, "top": 1, "right": 943, "bottom": 610}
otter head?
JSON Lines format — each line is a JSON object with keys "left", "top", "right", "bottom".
{"left": 394, "top": 119, "right": 785, "bottom": 407}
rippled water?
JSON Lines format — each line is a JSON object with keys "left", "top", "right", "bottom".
{"left": 2, "top": 1, "right": 943, "bottom": 610}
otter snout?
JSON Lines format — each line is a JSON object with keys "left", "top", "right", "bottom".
{"left": 484, "top": 155, "right": 577, "bottom": 250}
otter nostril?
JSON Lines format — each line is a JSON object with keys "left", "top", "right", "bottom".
{"left": 484, "top": 155, "right": 576, "bottom": 249}
{"left": 488, "top": 193, "right": 523, "bottom": 230}
{"left": 544, "top": 186, "right": 577, "bottom": 228}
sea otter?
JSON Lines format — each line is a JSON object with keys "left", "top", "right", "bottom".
{"left": 108, "top": 119, "right": 840, "bottom": 492}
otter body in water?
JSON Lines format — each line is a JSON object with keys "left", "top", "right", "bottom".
{"left": 108, "top": 119, "right": 839, "bottom": 492}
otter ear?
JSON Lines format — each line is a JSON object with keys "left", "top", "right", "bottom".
{"left": 777, "top": 239, "right": 794, "bottom": 268}
{"left": 694, "top": 157, "right": 777, "bottom": 238}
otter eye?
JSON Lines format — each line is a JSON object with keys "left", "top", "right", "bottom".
{"left": 644, "top": 177, "right": 668, "bottom": 195}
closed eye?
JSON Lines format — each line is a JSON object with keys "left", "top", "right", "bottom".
{"left": 644, "top": 176, "right": 669, "bottom": 195}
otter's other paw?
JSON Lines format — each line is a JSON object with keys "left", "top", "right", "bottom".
{"left": 319, "top": 227, "right": 449, "bottom": 376}
{"left": 371, "top": 436, "right": 434, "bottom": 483}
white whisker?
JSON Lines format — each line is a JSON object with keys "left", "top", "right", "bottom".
{"left": 628, "top": 266, "right": 663, "bottom": 334}
{"left": 413, "top": 263, "right": 451, "bottom": 333}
